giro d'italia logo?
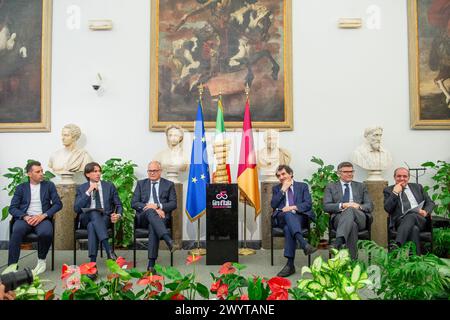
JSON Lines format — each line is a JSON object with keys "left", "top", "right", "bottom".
{"left": 212, "top": 191, "right": 232, "bottom": 209}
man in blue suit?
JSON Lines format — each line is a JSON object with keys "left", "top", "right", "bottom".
{"left": 132, "top": 161, "right": 179, "bottom": 273}
{"left": 8, "top": 161, "right": 62, "bottom": 275}
{"left": 271, "top": 165, "right": 317, "bottom": 277}
{"left": 74, "top": 162, "right": 122, "bottom": 271}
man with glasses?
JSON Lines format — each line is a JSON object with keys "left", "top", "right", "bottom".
{"left": 323, "top": 162, "right": 373, "bottom": 259}
{"left": 383, "top": 167, "right": 435, "bottom": 254}
{"left": 132, "top": 161, "right": 179, "bottom": 272}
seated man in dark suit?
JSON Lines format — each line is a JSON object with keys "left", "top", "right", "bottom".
{"left": 270, "top": 165, "right": 317, "bottom": 277}
{"left": 323, "top": 161, "right": 373, "bottom": 260}
{"left": 384, "top": 167, "right": 435, "bottom": 254}
{"left": 74, "top": 162, "right": 122, "bottom": 271}
{"left": 8, "top": 161, "right": 62, "bottom": 275}
{"left": 132, "top": 161, "right": 179, "bottom": 273}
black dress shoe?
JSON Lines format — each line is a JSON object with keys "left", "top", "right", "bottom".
{"left": 109, "top": 251, "right": 118, "bottom": 261}
{"left": 303, "top": 244, "right": 318, "bottom": 255}
{"left": 277, "top": 264, "right": 295, "bottom": 277}
{"left": 147, "top": 267, "right": 158, "bottom": 274}
{"left": 86, "top": 270, "right": 98, "bottom": 281}
{"left": 168, "top": 241, "right": 181, "bottom": 253}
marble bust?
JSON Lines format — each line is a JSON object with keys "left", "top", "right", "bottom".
{"left": 351, "top": 126, "right": 392, "bottom": 181}
{"left": 257, "top": 129, "right": 291, "bottom": 182}
{"left": 155, "top": 124, "right": 189, "bottom": 183}
{"left": 48, "top": 124, "right": 93, "bottom": 184}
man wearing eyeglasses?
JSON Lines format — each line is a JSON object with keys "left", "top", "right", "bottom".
{"left": 383, "top": 167, "right": 435, "bottom": 254}
{"left": 323, "top": 162, "right": 373, "bottom": 259}
{"left": 132, "top": 161, "right": 179, "bottom": 272}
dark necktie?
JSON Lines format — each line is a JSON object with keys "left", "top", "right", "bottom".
{"left": 287, "top": 187, "right": 294, "bottom": 206}
{"left": 342, "top": 183, "right": 350, "bottom": 203}
{"left": 93, "top": 189, "right": 102, "bottom": 209}
{"left": 401, "top": 191, "right": 411, "bottom": 213}
{"left": 152, "top": 182, "right": 160, "bottom": 205}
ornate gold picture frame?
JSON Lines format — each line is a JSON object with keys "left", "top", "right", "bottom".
{"left": 150, "top": 0, "right": 293, "bottom": 131}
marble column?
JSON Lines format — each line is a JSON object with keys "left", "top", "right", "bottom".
{"left": 160, "top": 183, "right": 183, "bottom": 249}
{"left": 365, "top": 180, "right": 388, "bottom": 247}
{"left": 261, "top": 181, "right": 283, "bottom": 249}
{"left": 54, "top": 184, "right": 77, "bottom": 250}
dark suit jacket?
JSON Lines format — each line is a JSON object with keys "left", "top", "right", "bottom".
{"left": 383, "top": 183, "right": 435, "bottom": 228}
{"left": 74, "top": 181, "right": 123, "bottom": 216}
{"left": 9, "top": 181, "right": 63, "bottom": 220}
{"left": 323, "top": 181, "right": 374, "bottom": 214}
{"left": 131, "top": 178, "right": 177, "bottom": 218}
{"left": 270, "top": 181, "right": 315, "bottom": 222}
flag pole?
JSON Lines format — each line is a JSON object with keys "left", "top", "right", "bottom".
{"left": 189, "top": 219, "right": 206, "bottom": 256}
{"left": 239, "top": 83, "right": 256, "bottom": 256}
{"left": 189, "top": 83, "right": 207, "bottom": 256}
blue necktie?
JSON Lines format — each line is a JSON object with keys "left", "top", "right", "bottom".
{"left": 152, "top": 182, "right": 160, "bottom": 205}
{"left": 342, "top": 183, "right": 350, "bottom": 203}
{"left": 287, "top": 187, "right": 294, "bottom": 206}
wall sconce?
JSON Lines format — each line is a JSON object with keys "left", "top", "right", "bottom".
{"left": 92, "top": 73, "right": 105, "bottom": 96}
{"left": 88, "top": 20, "right": 113, "bottom": 31}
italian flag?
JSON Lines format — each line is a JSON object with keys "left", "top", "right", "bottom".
{"left": 237, "top": 97, "right": 261, "bottom": 218}
{"left": 212, "top": 96, "right": 232, "bottom": 183}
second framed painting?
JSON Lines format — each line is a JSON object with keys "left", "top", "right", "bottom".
{"left": 150, "top": 0, "right": 293, "bottom": 131}
{"left": 0, "top": 0, "right": 52, "bottom": 132}
{"left": 408, "top": 0, "right": 450, "bottom": 129}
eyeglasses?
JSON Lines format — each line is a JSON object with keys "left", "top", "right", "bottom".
{"left": 340, "top": 170, "right": 354, "bottom": 174}
{"left": 147, "top": 170, "right": 161, "bottom": 173}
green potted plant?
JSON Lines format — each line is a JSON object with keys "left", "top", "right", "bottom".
{"left": 359, "top": 240, "right": 450, "bottom": 300}
{"left": 101, "top": 158, "right": 138, "bottom": 248}
{"left": 291, "top": 249, "right": 371, "bottom": 300}
{"left": 2, "top": 160, "right": 55, "bottom": 221}
{"left": 421, "top": 160, "right": 450, "bottom": 219}
{"left": 303, "top": 157, "right": 339, "bottom": 247}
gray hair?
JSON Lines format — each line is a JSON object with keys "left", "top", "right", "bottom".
{"left": 63, "top": 124, "right": 82, "bottom": 141}
{"left": 148, "top": 160, "right": 162, "bottom": 169}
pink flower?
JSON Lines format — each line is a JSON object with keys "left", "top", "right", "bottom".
{"left": 137, "top": 274, "right": 164, "bottom": 286}
{"left": 79, "top": 262, "right": 97, "bottom": 275}
{"left": 219, "top": 262, "right": 236, "bottom": 275}
{"left": 116, "top": 256, "right": 132, "bottom": 269}
{"left": 217, "top": 284, "right": 229, "bottom": 300}
{"left": 210, "top": 279, "right": 221, "bottom": 293}
{"left": 61, "top": 264, "right": 76, "bottom": 280}
{"left": 240, "top": 294, "right": 249, "bottom": 300}
{"left": 186, "top": 254, "right": 202, "bottom": 265}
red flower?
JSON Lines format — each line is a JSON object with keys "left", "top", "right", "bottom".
{"left": 116, "top": 256, "right": 132, "bottom": 269}
{"left": 240, "top": 294, "right": 249, "bottom": 300}
{"left": 217, "top": 284, "right": 229, "bottom": 300}
{"left": 186, "top": 254, "right": 202, "bottom": 265}
{"left": 210, "top": 279, "right": 221, "bottom": 293}
{"left": 152, "top": 280, "right": 163, "bottom": 292}
{"left": 171, "top": 293, "right": 186, "bottom": 300}
{"left": 148, "top": 290, "right": 159, "bottom": 299}
{"left": 61, "top": 264, "right": 76, "bottom": 280}
{"left": 137, "top": 274, "right": 164, "bottom": 286}
{"left": 219, "top": 262, "right": 236, "bottom": 275}
{"left": 122, "top": 281, "right": 133, "bottom": 292}
{"left": 267, "top": 277, "right": 291, "bottom": 293}
{"left": 79, "top": 262, "right": 97, "bottom": 275}
{"left": 267, "top": 290, "right": 289, "bottom": 300}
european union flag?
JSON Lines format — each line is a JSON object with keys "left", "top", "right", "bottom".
{"left": 186, "top": 101, "right": 210, "bottom": 222}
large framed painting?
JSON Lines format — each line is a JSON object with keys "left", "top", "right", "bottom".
{"left": 0, "top": 0, "right": 52, "bottom": 132}
{"left": 150, "top": 0, "right": 293, "bottom": 131}
{"left": 408, "top": 0, "right": 450, "bottom": 129}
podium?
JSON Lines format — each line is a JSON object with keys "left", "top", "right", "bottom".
{"left": 206, "top": 184, "right": 239, "bottom": 265}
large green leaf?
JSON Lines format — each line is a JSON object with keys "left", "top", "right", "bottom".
{"left": 195, "top": 283, "right": 209, "bottom": 299}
